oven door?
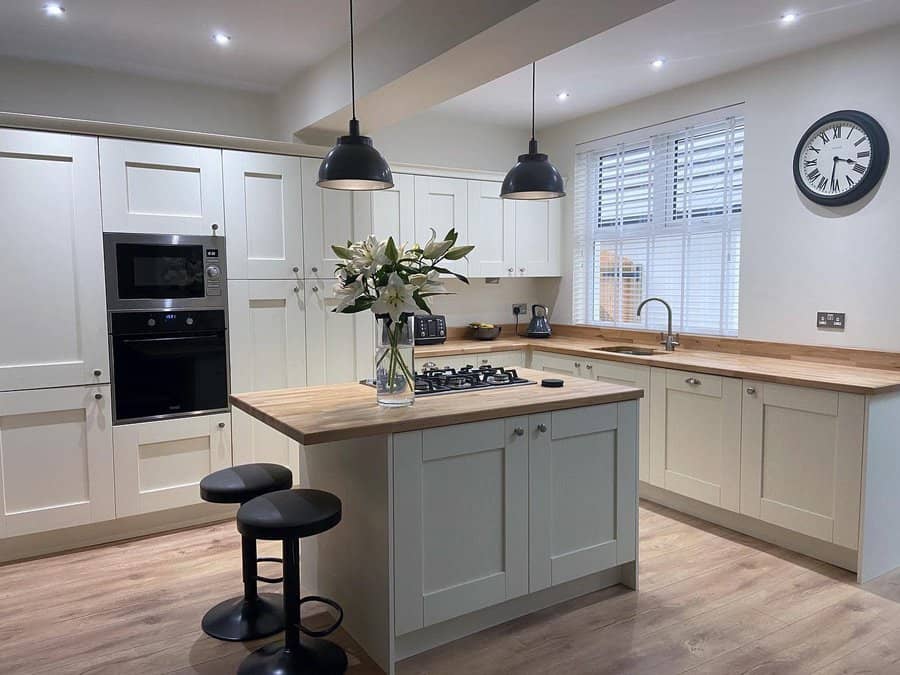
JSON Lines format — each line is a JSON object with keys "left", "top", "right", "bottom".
{"left": 111, "top": 331, "right": 228, "bottom": 424}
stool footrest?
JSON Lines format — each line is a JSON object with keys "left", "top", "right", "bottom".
{"left": 298, "top": 595, "right": 344, "bottom": 638}
{"left": 256, "top": 556, "right": 284, "bottom": 584}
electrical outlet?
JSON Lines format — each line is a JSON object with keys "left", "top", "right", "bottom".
{"left": 512, "top": 303, "right": 527, "bottom": 316}
{"left": 817, "top": 312, "right": 846, "bottom": 330}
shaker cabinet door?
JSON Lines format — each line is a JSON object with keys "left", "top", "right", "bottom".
{"left": 0, "top": 130, "right": 109, "bottom": 392}
{"left": 512, "top": 198, "right": 561, "bottom": 277}
{"left": 467, "top": 180, "right": 515, "bottom": 277}
{"left": 99, "top": 139, "right": 224, "bottom": 236}
{"left": 224, "top": 151, "right": 302, "bottom": 280}
{"left": 413, "top": 176, "right": 469, "bottom": 276}
{"left": 304, "top": 282, "right": 374, "bottom": 385}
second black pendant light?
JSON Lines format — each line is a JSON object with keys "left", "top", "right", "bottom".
{"left": 318, "top": 0, "right": 393, "bottom": 191}
{"left": 501, "top": 62, "right": 565, "bottom": 200}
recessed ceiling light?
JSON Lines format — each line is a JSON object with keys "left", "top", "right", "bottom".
{"left": 44, "top": 3, "right": 65, "bottom": 17}
{"left": 556, "top": 91, "right": 570, "bottom": 102}
{"left": 781, "top": 12, "right": 799, "bottom": 24}
{"left": 213, "top": 32, "right": 231, "bottom": 46}
{"left": 651, "top": 57, "right": 666, "bottom": 69}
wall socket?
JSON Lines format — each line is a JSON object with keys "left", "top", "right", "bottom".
{"left": 817, "top": 312, "right": 846, "bottom": 330}
{"left": 512, "top": 303, "right": 528, "bottom": 316}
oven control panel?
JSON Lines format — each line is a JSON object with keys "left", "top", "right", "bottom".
{"left": 204, "top": 247, "right": 223, "bottom": 297}
{"left": 110, "top": 309, "right": 227, "bottom": 335}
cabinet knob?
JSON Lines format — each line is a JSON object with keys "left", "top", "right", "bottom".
{"left": 574, "top": 362, "right": 581, "bottom": 368}
{"left": 481, "top": 359, "right": 489, "bottom": 364}
{"left": 585, "top": 363, "right": 593, "bottom": 370}
{"left": 311, "top": 266, "right": 318, "bottom": 273}
{"left": 93, "top": 369, "right": 102, "bottom": 377}
{"left": 685, "top": 377, "right": 701, "bottom": 386}
{"left": 508, "top": 267, "right": 514, "bottom": 273}
{"left": 537, "top": 423, "right": 548, "bottom": 433}
{"left": 292, "top": 266, "right": 299, "bottom": 273}
{"left": 519, "top": 267, "right": 525, "bottom": 274}
{"left": 312, "top": 286, "right": 319, "bottom": 293}
{"left": 94, "top": 393, "right": 103, "bottom": 400}
{"left": 218, "top": 422, "right": 226, "bottom": 428}
{"left": 746, "top": 386, "right": 756, "bottom": 395}
{"left": 514, "top": 427, "right": 525, "bottom": 436}
{"left": 293, "top": 286, "right": 300, "bottom": 293}
{"left": 211, "top": 223, "right": 219, "bottom": 232}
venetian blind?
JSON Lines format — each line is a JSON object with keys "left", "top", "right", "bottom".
{"left": 573, "top": 106, "right": 744, "bottom": 336}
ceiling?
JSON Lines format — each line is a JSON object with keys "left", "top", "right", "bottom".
{"left": 434, "top": 0, "right": 900, "bottom": 129}
{"left": 0, "top": 0, "right": 406, "bottom": 92}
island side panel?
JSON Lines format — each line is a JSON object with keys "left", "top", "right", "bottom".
{"left": 298, "top": 434, "right": 393, "bottom": 673}
{"left": 617, "top": 399, "right": 639, "bottom": 589}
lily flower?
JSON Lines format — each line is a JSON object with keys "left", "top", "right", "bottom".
{"left": 371, "top": 273, "right": 418, "bottom": 322}
{"left": 409, "top": 270, "right": 446, "bottom": 294}
{"left": 334, "top": 278, "right": 366, "bottom": 312}
{"left": 421, "top": 229, "right": 453, "bottom": 260}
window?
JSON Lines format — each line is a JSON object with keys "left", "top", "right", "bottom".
{"left": 573, "top": 107, "right": 744, "bottom": 336}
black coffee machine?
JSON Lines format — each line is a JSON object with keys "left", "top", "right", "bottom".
{"left": 527, "top": 304, "right": 551, "bottom": 338}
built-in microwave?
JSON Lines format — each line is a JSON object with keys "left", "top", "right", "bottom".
{"left": 103, "top": 233, "right": 226, "bottom": 313}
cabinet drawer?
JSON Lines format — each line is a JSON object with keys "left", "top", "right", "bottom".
{"left": 665, "top": 369, "right": 723, "bottom": 397}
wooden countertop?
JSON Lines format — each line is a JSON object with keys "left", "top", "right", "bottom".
{"left": 416, "top": 336, "right": 900, "bottom": 395}
{"left": 230, "top": 368, "right": 643, "bottom": 446}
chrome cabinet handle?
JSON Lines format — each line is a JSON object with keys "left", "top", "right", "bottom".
{"left": 93, "top": 369, "right": 102, "bottom": 377}
{"left": 293, "top": 286, "right": 300, "bottom": 293}
{"left": 685, "top": 377, "right": 701, "bottom": 386}
{"left": 211, "top": 223, "right": 219, "bottom": 232}
{"left": 292, "top": 266, "right": 299, "bottom": 273}
{"left": 746, "top": 386, "right": 756, "bottom": 395}
{"left": 481, "top": 359, "right": 489, "bottom": 364}
{"left": 94, "top": 393, "right": 103, "bottom": 400}
{"left": 312, "top": 286, "right": 319, "bottom": 293}
{"left": 537, "top": 423, "right": 548, "bottom": 433}
{"left": 218, "top": 421, "right": 226, "bottom": 428}
{"left": 585, "top": 363, "right": 593, "bottom": 370}
{"left": 519, "top": 267, "right": 525, "bottom": 274}
{"left": 574, "top": 362, "right": 581, "bottom": 368}
{"left": 507, "top": 267, "right": 514, "bottom": 273}
{"left": 514, "top": 427, "right": 525, "bottom": 436}
{"left": 311, "top": 266, "right": 318, "bottom": 273}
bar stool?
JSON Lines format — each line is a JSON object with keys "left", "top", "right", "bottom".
{"left": 236, "top": 488, "right": 347, "bottom": 675}
{"left": 199, "top": 463, "right": 294, "bottom": 641}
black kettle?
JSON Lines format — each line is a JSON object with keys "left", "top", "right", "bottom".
{"left": 527, "top": 304, "right": 551, "bottom": 338}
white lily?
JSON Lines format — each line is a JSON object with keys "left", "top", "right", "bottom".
{"left": 351, "top": 235, "right": 387, "bottom": 276}
{"left": 409, "top": 270, "right": 446, "bottom": 294}
{"left": 371, "top": 273, "right": 418, "bottom": 322}
{"left": 333, "top": 278, "right": 366, "bottom": 313}
{"left": 421, "top": 228, "right": 453, "bottom": 260}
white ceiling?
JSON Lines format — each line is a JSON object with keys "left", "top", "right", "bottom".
{"left": 0, "top": 0, "right": 406, "bottom": 92}
{"left": 435, "top": 0, "right": 900, "bottom": 130}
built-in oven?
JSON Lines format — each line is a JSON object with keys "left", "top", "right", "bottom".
{"left": 103, "top": 233, "right": 226, "bottom": 313}
{"left": 109, "top": 309, "right": 229, "bottom": 424}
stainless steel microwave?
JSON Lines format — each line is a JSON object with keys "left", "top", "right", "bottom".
{"left": 103, "top": 233, "right": 226, "bottom": 313}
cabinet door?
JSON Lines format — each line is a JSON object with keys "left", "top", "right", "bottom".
{"left": 584, "top": 360, "right": 652, "bottom": 482}
{"left": 649, "top": 368, "right": 742, "bottom": 511}
{"left": 0, "top": 385, "right": 114, "bottom": 537}
{"left": 467, "top": 181, "right": 515, "bottom": 277}
{"left": 413, "top": 176, "right": 469, "bottom": 276}
{"left": 529, "top": 402, "right": 637, "bottom": 590}
{"left": 740, "top": 382, "right": 864, "bottom": 548}
{"left": 99, "top": 139, "right": 224, "bottom": 236}
{"left": 530, "top": 352, "right": 585, "bottom": 377}
{"left": 393, "top": 418, "right": 528, "bottom": 634}
{"left": 366, "top": 172, "right": 415, "bottom": 244}
{"left": 469, "top": 351, "right": 526, "bottom": 369}
{"left": 228, "top": 280, "right": 306, "bottom": 476}
{"left": 224, "top": 151, "right": 302, "bottom": 280}
{"left": 113, "top": 413, "right": 231, "bottom": 517}
{"left": 305, "top": 283, "right": 374, "bottom": 385}
{"left": 0, "top": 130, "right": 109, "bottom": 392}
{"left": 513, "top": 199, "right": 561, "bottom": 277}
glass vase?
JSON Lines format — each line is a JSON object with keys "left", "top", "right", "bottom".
{"left": 375, "top": 315, "right": 415, "bottom": 407}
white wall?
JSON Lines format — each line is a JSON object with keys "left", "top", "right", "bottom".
{"left": 0, "top": 56, "right": 276, "bottom": 139}
{"left": 424, "top": 278, "right": 559, "bottom": 328}
{"left": 541, "top": 24, "right": 900, "bottom": 351}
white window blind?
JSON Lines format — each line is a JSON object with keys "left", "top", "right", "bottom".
{"left": 573, "top": 107, "right": 744, "bottom": 337}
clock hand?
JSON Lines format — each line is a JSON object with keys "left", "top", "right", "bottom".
{"left": 830, "top": 157, "right": 838, "bottom": 186}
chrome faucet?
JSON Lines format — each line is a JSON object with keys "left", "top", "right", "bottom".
{"left": 637, "top": 297, "right": 679, "bottom": 351}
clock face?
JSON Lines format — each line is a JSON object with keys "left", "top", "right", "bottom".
{"left": 793, "top": 110, "right": 889, "bottom": 206}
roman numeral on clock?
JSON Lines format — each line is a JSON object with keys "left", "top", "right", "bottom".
{"left": 818, "top": 132, "right": 830, "bottom": 145}
{"left": 830, "top": 178, "right": 839, "bottom": 193}
{"left": 807, "top": 168, "right": 820, "bottom": 182}
{"left": 817, "top": 177, "right": 828, "bottom": 191}
{"left": 857, "top": 150, "right": 870, "bottom": 158}
{"left": 846, "top": 175, "right": 856, "bottom": 188}
{"left": 853, "top": 163, "right": 866, "bottom": 174}
{"left": 804, "top": 159, "right": 817, "bottom": 168}
{"left": 832, "top": 125, "right": 842, "bottom": 139}
{"left": 854, "top": 137, "right": 866, "bottom": 147}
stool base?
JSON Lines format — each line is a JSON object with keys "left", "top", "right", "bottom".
{"left": 238, "top": 637, "right": 348, "bottom": 675}
{"left": 202, "top": 593, "right": 284, "bottom": 642}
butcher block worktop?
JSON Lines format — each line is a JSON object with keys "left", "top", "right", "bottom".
{"left": 230, "top": 368, "right": 642, "bottom": 445}
{"left": 416, "top": 334, "right": 900, "bottom": 395}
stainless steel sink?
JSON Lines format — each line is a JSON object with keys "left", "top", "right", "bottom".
{"left": 593, "top": 345, "right": 663, "bottom": 356}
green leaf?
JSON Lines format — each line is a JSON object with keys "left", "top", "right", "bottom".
{"left": 331, "top": 245, "right": 354, "bottom": 260}
{"left": 411, "top": 291, "right": 431, "bottom": 313}
{"left": 443, "top": 245, "right": 475, "bottom": 261}
{"left": 334, "top": 296, "right": 374, "bottom": 314}
{"left": 384, "top": 236, "right": 399, "bottom": 263}
{"left": 443, "top": 228, "right": 458, "bottom": 244}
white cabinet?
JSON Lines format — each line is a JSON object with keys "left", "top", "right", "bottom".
{"left": 305, "top": 283, "right": 374, "bottom": 385}
{"left": 99, "top": 139, "right": 224, "bottom": 236}
{"left": 467, "top": 181, "right": 514, "bottom": 277}
{"left": 529, "top": 403, "right": 637, "bottom": 590}
{"left": 228, "top": 279, "right": 306, "bottom": 475}
{"left": 649, "top": 368, "right": 742, "bottom": 512}
{"left": 413, "top": 176, "right": 469, "bottom": 276}
{"left": 0, "top": 130, "right": 109, "bottom": 392}
{"left": 583, "top": 359, "right": 652, "bottom": 483}
{"left": 113, "top": 413, "right": 232, "bottom": 517}
{"left": 511, "top": 198, "right": 561, "bottom": 277}
{"left": 530, "top": 352, "right": 586, "bottom": 377}
{"left": 740, "top": 382, "right": 864, "bottom": 548}
{"left": 224, "top": 151, "right": 302, "bottom": 280}
{"left": 393, "top": 418, "right": 529, "bottom": 634}
{"left": 0, "top": 385, "right": 114, "bottom": 537}
{"left": 367, "top": 172, "right": 415, "bottom": 244}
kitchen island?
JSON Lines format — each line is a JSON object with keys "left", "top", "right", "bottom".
{"left": 231, "top": 369, "right": 642, "bottom": 674}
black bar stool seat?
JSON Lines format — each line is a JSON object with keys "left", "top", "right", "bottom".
{"left": 199, "top": 463, "right": 293, "bottom": 642}
{"left": 237, "top": 489, "right": 347, "bottom": 675}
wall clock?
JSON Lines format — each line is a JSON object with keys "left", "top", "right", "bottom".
{"left": 793, "top": 110, "right": 889, "bottom": 206}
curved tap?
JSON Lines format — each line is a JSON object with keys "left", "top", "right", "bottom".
{"left": 637, "top": 297, "right": 679, "bottom": 351}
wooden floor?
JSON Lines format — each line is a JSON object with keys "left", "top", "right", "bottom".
{"left": 3, "top": 500, "right": 900, "bottom": 674}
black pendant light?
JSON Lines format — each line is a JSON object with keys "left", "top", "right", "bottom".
{"left": 317, "top": 0, "right": 393, "bottom": 190}
{"left": 501, "top": 62, "right": 565, "bottom": 200}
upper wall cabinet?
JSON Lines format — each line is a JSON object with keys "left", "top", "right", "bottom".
{"left": 0, "top": 129, "right": 109, "bottom": 392}
{"left": 366, "top": 172, "right": 415, "bottom": 244}
{"left": 224, "top": 151, "right": 302, "bottom": 280}
{"left": 99, "top": 139, "right": 224, "bottom": 236}
{"left": 467, "top": 181, "right": 515, "bottom": 277}
{"left": 512, "top": 198, "right": 561, "bottom": 277}
{"left": 414, "top": 176, "right": 469, "bottom": 276}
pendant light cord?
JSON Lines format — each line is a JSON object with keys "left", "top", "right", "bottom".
{"left": 531, "top": 62, "right": 536, "bottom": 142}
{"left": 350, "top": 0, "right": 357, "bottom": 122}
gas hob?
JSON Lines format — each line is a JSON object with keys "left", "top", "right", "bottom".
{"left": 362, "top": 364, "right": 536, "bottom": 397}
